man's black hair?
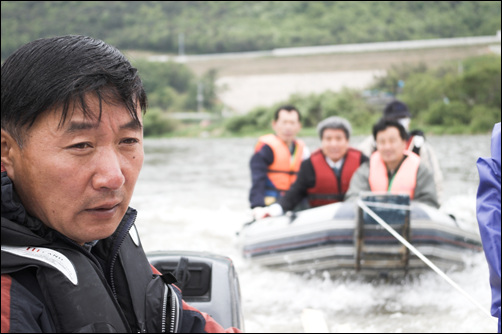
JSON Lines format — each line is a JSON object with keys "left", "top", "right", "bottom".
{"left": 372, "top": 118, "right": 408, "bottom": 141}
{"left": 1, "top": 35, "right": 147, "bottom": 146}
{"left": 274, "top": 105, "right": 301, "bottom": 122}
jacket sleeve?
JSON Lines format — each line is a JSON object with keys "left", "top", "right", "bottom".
{"left": 1, "top": 274, "right": 55, "bottom": 333}
{"left": 476, "top": 122, "right": 501, "bottom": 332}
{"left": 279, "top": 159, "right": 315, "bottom": 211}
{"left": 413, "top": 163, "right": 439, "bottom": 208}
{"left": 420, "top": 142, "right": 444, "bottom": 205}
{"left": 180, "top": 300, "right": 241, "bottom": 333}
{"left": 344, "top": 162, "right": 371, "bottom": 201}
{"left": 249, "top": 144, "right": 274, "bottom": 208}
{"left": 167, "top": 283, "right": 240, "bottom": 333}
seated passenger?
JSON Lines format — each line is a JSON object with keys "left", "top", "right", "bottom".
{"left": 357, "top": 100, "right": 444, "bottom": 204}
{"left": 253, "top": 116, "right": 368, "bottom": 219}
{"left": 346, "top": 118, "right": 439, "bottom": 208}
{"left": 249, "top": 105, "right": 310, "bottom": 214}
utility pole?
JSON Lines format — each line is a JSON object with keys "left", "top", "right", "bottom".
{"left": 197, "top": 82, "right": 204, "bottom": 113}
{"left": 178, "top": 32, "right": 185, "bottom": 62}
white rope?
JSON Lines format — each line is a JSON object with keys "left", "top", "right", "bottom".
{"left": 357, "top": 199, "right": 495, "bottom": 322}
{"left": 361, "top": 200, "right": 411, "bottom": 211}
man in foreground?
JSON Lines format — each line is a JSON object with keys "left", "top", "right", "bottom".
{"left": 1, "top": 35, "right": 239, "bottom": 333}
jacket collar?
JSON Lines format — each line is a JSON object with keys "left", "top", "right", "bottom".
{"left": 1, "top": 171, "right": 53, "bottom": 243}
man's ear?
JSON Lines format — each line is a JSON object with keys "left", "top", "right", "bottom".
{"left": 271, "top": 120, "right": 277, "bottom": 132}
{"left": 1, "top": 129, "right": 20, "bottom": 179}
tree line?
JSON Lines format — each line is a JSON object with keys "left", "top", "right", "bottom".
{"left": 2, "top": 1, "right": 500, "bottom": 59}
{"left": 1, "top": 1, "right": 500, "bottom": 136}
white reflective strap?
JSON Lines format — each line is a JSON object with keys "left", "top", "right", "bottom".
{"left": 2, "top": 245, "right": 78, "bottom": 285}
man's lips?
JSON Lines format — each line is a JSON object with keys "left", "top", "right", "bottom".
{"left": 85, "top": 201, "right": 121, "bottom": 212}
{"left": 92, "top": 202, "right": 120, "bottom": 210}
{"left": 326, "top": 149, "right": 343, "bottom": 156}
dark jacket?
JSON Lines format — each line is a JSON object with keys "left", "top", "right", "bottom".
{"left": 0, "top": 171, "right": 239, "bottom": 333}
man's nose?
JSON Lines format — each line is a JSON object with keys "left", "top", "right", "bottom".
{"left": 91, "top": 148, "right": 125, "bottom": 191}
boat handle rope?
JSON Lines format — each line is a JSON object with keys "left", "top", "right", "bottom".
{"left": 357, "top": 199, "right": 496, "bottom": 323}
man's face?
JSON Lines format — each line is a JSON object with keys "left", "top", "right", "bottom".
{"left": 321, "top": 128, "right": 349, "bottom": 163}
{"left": 5, "top": 95, "right": 144, "bottom": 245}
{"left": 375, "top": 126, "right": 406, "bottom": 166}
{"left": 272, "top": 109, "right": 301, "bottom": 144}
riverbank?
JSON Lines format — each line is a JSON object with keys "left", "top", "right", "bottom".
{"left": 145, "top": 120, "right": 495, "bottom": 140}
{"left": 129, "top": 41, "right": 500, "bottom": 116}
{"left": 186, "top": 43, "right": 500, "bottom": 114}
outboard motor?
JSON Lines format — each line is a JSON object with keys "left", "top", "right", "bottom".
{"left": 147, "top": 251, "right": 244, "bottom": 330}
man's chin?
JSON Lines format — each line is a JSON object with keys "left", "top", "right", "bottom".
{"left": 76, "top": 226, "right": 119, "bottom": 245}
{"left": 73, "top": 215, "right": 123, "bottom": 244}
{"left": 327, "top": 152, "right": 342, "bottom": 161}
{"left": 279, "top": 133, "right": 294, "bottom": 140}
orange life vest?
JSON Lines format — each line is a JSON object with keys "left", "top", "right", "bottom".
{"left": 307, "top": 148, "right": 363, "bottom": 207}
{"left": 368, "top": 150, "right": 420, "bottom": 199}
{"left": 256, "top": 134, "right": 305, "bottom": 193}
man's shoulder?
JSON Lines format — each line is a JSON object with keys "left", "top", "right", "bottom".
{"left": 2, "top": 272, "right": 53, "bottom": 332}
{"left": 416, "top": 161, "right": 435, "bottom": 179}
{"left": 355, "top": 159, "right": 370, "bottom": 175}
{"left": 347, "top": 147, "right": 369, "bottom": 162}
{"left": 417, "top": 160, "right": 432, "bottom": 171}
{"left": 255, "top": 133, "right": 276, "bottom": 146}
{"left": 300, "top": 156, "right": 315, "bottom": 171}
{"left": 254, "top": 134, "right": 275, "bottom": 152}
{"left": 253, "top": 142, "right": 274, "bottom": 156}
{"left": 2, "top": 269, "right": 41, "bottom": 300}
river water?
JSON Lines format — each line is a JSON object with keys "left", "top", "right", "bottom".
{"left": 130, "top": 134, "right": 496, "bottom": 333}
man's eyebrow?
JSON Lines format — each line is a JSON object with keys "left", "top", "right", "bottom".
{"left": 64, "top": 119, "right": 142, "bottom": 133}
{"left": 65, "top": 121, "right": 97, "bottom": 133}
{"left": 120, "top": 119, "right": 143, "bottom": 131}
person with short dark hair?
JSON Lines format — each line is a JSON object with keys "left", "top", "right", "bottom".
{"left": 347, "top": 119, "right": 439, "bottom": 208}
{"left": 1, "top": 35, "right": 240, "bottom": 333}
{"left": 357, "top": 100, "right": 444, "bottom": 204}
{"left": 249, "top": 105, "right": 310, "bottom": 218}
{"left": 254, "top": 116, "right": 368, "bottom": 219}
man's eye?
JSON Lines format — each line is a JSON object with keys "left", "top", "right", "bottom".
{"left": 69, "top": 142, "right": 92, "bottom": 149}
{"left": 121, "top": 138, "right": 139, "bottom": 144}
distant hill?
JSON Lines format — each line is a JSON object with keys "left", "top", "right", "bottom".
{"left": 2, "top": 1, "right": 501, "bottom": 59}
